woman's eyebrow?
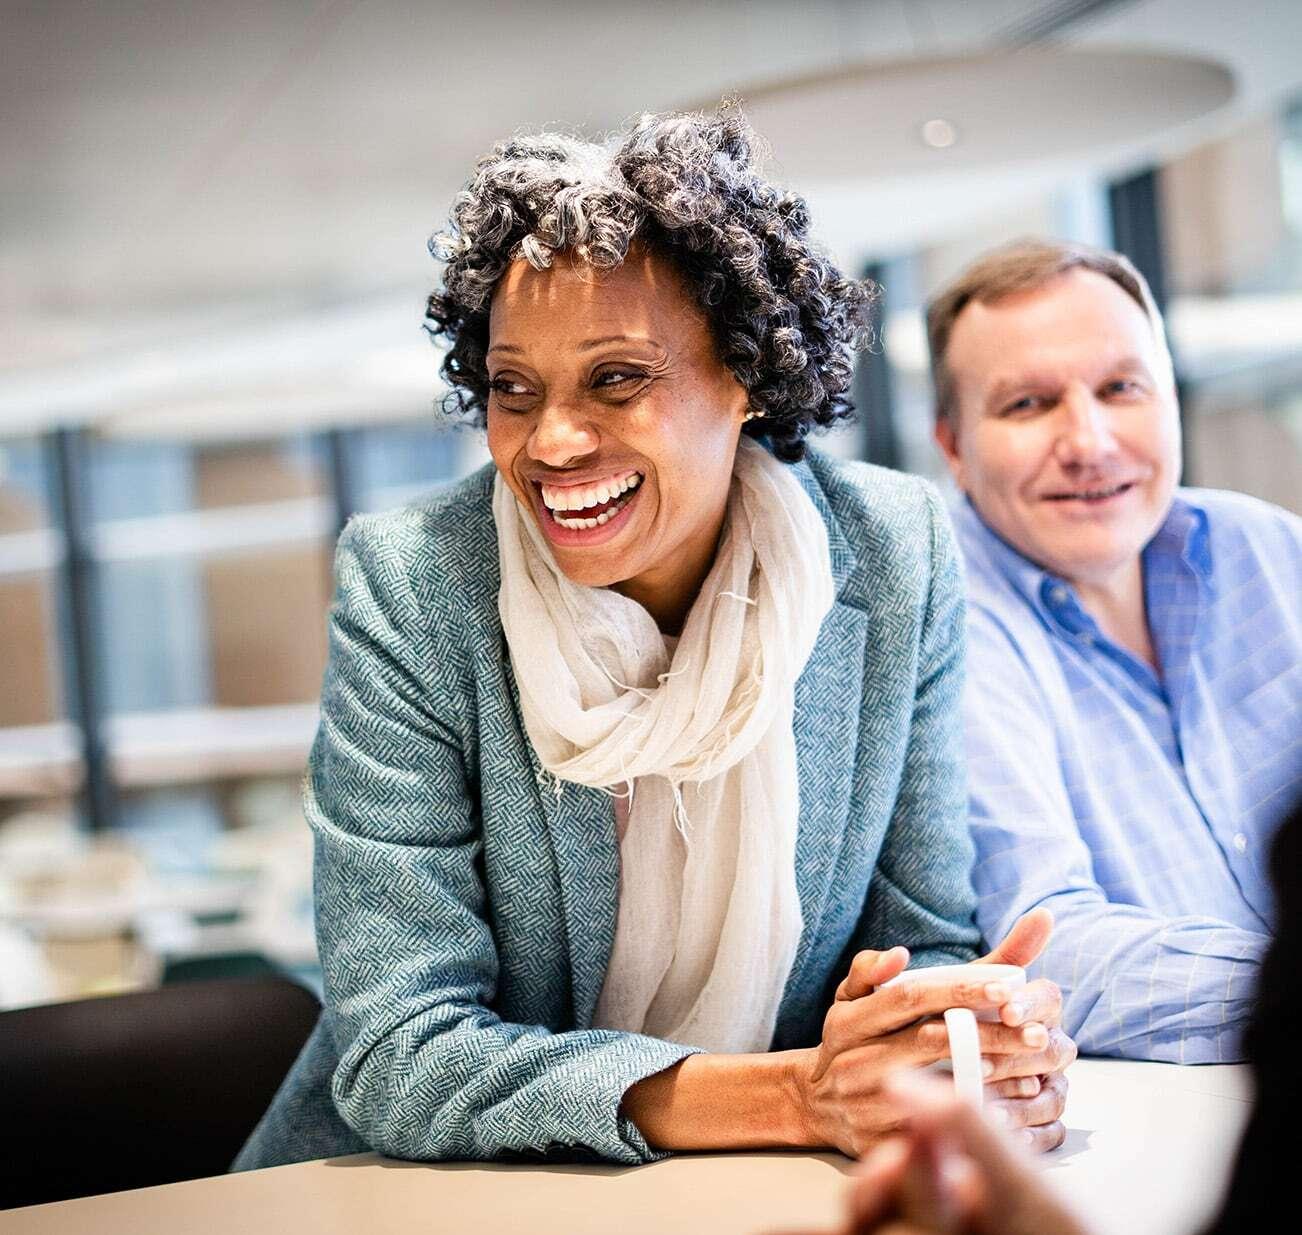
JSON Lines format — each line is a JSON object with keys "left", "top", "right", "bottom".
{"left": 487, "top": 336, "right": 660, "bottom": 356}
{"left": 577, "top": 334, "right": 661, "bottom": 352}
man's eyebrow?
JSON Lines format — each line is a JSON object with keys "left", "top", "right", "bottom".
{"left": 1102, "top": 354, "right": 1154, "bottom": 375}
{"left": 982, "top": 355, "right": 1156, "bottom": 405}
{"left": 983, "top": 374, "right": 1059, "bottom": 404}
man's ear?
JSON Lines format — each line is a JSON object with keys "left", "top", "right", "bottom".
{"left": 933, "top": 412, "right": 967, "bottom": 493}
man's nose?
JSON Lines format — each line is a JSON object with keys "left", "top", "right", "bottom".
{"left": 527, "top": 397, "right": 600, "bottom": 468}
{"left": 1055, "top": 386, "right": 1119, "bottom": 465}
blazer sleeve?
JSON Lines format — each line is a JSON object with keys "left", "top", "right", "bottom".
{"left": 311, "top": 517, "right": 697, "bottom": 1165}
{"left": 856, "top": 486, "right": 981, "bottom": 966}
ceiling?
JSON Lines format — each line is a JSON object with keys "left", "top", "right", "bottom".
{"left": 3, "top": 0, "right": 1301, "bottom": 431}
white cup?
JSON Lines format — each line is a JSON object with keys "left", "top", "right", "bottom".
{"left": 880, "top": 962, "right": 1027, "bottom": 1107}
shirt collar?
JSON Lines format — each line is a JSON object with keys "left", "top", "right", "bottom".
{"left": 957, "top": 490, "right": 1214, "bottom": 625}
{"left": 1145, "top": 492, "right": 1213, "bottom": 583}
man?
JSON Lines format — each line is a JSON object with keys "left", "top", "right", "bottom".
{"left": 928, "top": 239, "right": 1301, "bottom": 1062}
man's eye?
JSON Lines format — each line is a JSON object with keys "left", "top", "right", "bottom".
{"left": 1002, "top": 395, "right": 1042, "bottom": 415}
{"left": 1103, "top": 379, "right": 1141, "bottom": 398}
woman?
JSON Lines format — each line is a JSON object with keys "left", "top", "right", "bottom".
{"left": 236, "top": 108, "right": 1073, "bottom": 1170}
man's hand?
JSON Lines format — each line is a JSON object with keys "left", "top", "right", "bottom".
{"left": 976, "top": 909, "right": 1076, "bottom": 1149}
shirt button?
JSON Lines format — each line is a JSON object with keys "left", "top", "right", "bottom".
{"left": 1233, "top": 833, "right": 1248, "bottom": 854}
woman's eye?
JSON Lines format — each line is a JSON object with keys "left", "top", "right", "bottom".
{"left": 490, "top": 377, "right": 532, "bottom": 397}
{"left": 592, "top": 368, "right": 645, "bottom": 391}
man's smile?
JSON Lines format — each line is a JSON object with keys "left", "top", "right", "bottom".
{"left": 1041, "top": 480, "right": 1139, "bottom": 504}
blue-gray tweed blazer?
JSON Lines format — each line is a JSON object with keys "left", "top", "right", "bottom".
{"left": 234, "top": 448, "right": 979, "bottom": 1170}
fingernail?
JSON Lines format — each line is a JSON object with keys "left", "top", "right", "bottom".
{"left": 984, "top": 982, "right": 1009, "bottom": 1002}
{"left": 1023, "top": 1025, "right": 1049, "bottom": 1048}
{"left": 1006, "top": 1000, "right": 1028, "bottom": 1024}
{"left": 1021, "top": 1129, "right": 1036, "bottom": 1144}
{"left": 981, "top": 1058, "right": 995, "bottom": 1077}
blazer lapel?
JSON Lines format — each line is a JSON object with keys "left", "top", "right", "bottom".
{"left": 791, "top": 602, "right": 868, "bottom": 970}
{"left": 789, "top": 463, "right": 867, "bottom": 972}
{"left": 504, "top": 654, "right": 621, "bottom": 1030}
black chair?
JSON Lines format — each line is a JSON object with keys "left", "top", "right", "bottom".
{"left": 1, "top": 975, "right": 320, "bottom": 1209}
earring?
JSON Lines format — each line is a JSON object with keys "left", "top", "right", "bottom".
{"left": 743, "top": 409, "right": 761, "bottom": 422}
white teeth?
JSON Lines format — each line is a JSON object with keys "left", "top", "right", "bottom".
{"left": 540, "top": 471, "right": 643, "bottom": 512}
{"left": 548, "top": 474, "right": 643, "bottom": 530}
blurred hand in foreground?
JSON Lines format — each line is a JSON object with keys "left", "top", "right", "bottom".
{"left": 782, "top": 1070, "right": 1092, "bottom": 1235}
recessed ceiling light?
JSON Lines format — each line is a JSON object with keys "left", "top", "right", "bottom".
{"left": 919, "top": 118, "right": 959, "bottom": 149}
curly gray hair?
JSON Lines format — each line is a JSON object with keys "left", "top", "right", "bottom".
{"left": 425, "top": 108, "right": 876, "bottom": 463}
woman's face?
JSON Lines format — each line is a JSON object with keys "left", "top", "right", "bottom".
{"left": 486, "top": 245, "right": 750, "bottom": 628}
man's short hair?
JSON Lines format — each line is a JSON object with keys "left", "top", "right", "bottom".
{"left": 925, "top": 238, "right": 1170, "bottom": 423}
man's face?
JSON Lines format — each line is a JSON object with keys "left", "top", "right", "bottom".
{"left": 935, "top": 269, "right": 1182, "bottom": 589}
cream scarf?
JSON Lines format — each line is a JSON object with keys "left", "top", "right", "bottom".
{"left": 493, "top": 437, "right": 834, "bottom": 1053}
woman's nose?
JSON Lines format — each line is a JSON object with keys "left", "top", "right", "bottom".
{"left": 1055, "top": 387, "right": 1119, "bottom": 465}
{"left": 527, "top": 399, "right": 599, "bottom": 468}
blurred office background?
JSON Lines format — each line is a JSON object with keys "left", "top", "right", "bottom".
{"left": 2, "top": 0, "right": 1300, "bottom": 1008}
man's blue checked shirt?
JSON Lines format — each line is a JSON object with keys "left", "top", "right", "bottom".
{"left": 953, "top": 489, "right": 1301, "bottom": 1063}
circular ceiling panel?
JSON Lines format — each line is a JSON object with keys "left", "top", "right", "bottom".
{"left": 726, "top": 49, "right": 1235, "bottom": 183}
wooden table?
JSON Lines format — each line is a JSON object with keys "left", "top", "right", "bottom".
{"left": 1, "top": 1059, "right": 1252, "bottom": 1235}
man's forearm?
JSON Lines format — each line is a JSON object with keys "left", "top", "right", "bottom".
{"left": 996, "top": 895, "right": 1269, "bottom": 1062}
{"left": 622, "top": 1048, "right": 815, "bottom": 1150}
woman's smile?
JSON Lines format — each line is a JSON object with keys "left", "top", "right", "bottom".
{"left": 533, "top": 470, "right": 646, "bottom": 546}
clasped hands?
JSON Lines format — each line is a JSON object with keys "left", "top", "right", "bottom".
{"left": 792, "top": 908, "right": 1075, "bottom": 1158}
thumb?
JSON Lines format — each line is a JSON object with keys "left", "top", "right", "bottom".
{"left": 979, "top": 908, "right": 1053, "bottom": 968}
{"left": 836, "top": 945, "right": 910, "bottom": 1001}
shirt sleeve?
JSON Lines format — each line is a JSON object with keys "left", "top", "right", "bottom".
{"left": 312, "top": 517, "right": 697, "bottom": 1164}
{"left": 965, "top": 608, "right": 1269, "bottom": 1063}
{"left": 858, "top": 486, "right": 981, "bottom": 969}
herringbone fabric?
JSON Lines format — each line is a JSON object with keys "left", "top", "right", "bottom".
{"left": 233, "top": 447, "right": 979, "bottom": 1171}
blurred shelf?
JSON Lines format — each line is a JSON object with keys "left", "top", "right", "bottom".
{"left": 0, "top": 703, "right": 319, "bottom": 799}
{"left": 0, "top": 722, "right": 81, "bottom": 797}
{"left": 0, "top": 498, "right": 334, "bottom": 581}
{"left": 93, "top": 497, "right": 334, "bottom": 564}
{"left": 0, "top": 527, "right": 62, "bottom": 578}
